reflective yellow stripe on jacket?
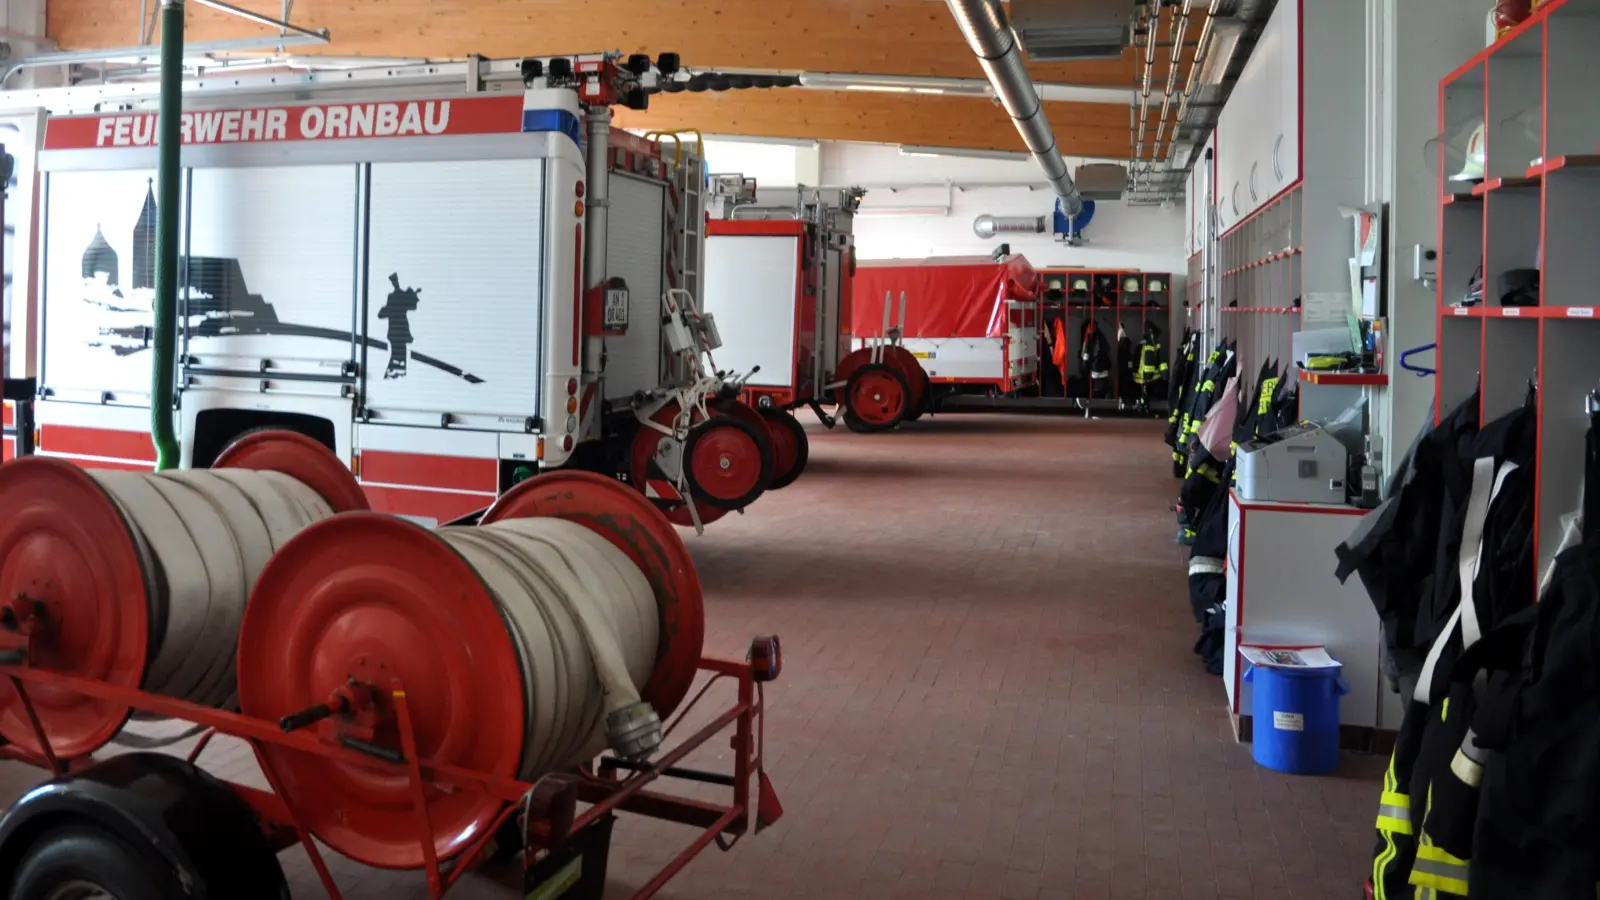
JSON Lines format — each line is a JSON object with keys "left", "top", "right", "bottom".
{"left": 1373, "top": 751, "right": 1409, "bottom": 900}
{"left": 1412, "top": 839, "right": 1469, "bottom": 897}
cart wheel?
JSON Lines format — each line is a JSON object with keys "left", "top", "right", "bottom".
{"left": 683, "top": 416, "right": 773, "bottom": 510}
{"left": 844, "top": 363, "right": 911, "bottom": 432}
{"left": 8, "top": 826, "right": 186, "bottom": 900}
{"left": 878, "top": 346, "right": 928, "bottom": 415}
{"left": 759, "top": 409, "right": 809, "bottom": 490}
{"left": 625, "top": 401, "right": 730, "bottom": 528}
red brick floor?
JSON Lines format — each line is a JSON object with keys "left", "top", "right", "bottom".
{"left": 0, "top": 413, "right": 1384, "bottom": 898}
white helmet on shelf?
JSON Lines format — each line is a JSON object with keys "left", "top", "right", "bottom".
{"left": 1451, "top": 122, "right": 1486, "bottom": 182}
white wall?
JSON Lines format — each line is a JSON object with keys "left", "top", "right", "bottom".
{"left": 702, "top": 138, "right": 820, "bottom": 188}
{"left": 820, "top": 142, "right": 1188, "bottom": 277}
{"left": 1373, "top": 0, "right": 1486, "bottom": 462}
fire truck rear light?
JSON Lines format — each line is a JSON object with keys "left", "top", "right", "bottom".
{"left": 575, "top": 181, "right": 585, "bottom": 198}
{"left": 575, "top": 200, "right": 585, "bottom": 217}
{"left": 536, "top": 437, "right": 546, "bottom": 460}
{"left": 561, "top": 435, "right": 574, "bottom": 452}
{"left": 350, "top": 454, "right": 361, "bottom": 477}
{"left": 566, "top": 397, "right": 578, "bottom": 414}
{"left": 566, "top": 378, "right": 578, "bottom": 396}
{"left": 565, "top": 415, "right": 578, "bottom": 433}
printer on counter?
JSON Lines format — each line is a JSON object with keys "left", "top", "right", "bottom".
{"left": 1236, "top": 423, "right": 1349, "bottom": 505}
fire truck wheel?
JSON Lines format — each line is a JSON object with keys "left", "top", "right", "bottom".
{"left": 759, "top": 410, "right": 810, "bottom": 490}
{"left": 8, "top": 826, "right": 186, "bottom": 900}
{"left": 683, "top": 417, "right": 773, "bottom": 510}
{"left": 844, "top": 363, "right": 911, "bottom": 433}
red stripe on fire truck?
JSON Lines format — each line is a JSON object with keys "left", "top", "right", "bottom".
{"left": 44, "top": 95, "right": 525, "bottom": 150}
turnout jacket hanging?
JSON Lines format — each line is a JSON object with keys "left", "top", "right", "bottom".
{"left": 1349, "top": 394, "right": 1538, "bottom": 900}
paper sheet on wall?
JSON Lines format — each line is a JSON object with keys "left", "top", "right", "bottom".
{"left": 1301, "top": 292, "right": 1351, "bottom": 329}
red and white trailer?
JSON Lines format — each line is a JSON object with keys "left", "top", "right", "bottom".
{"left": 849, "top": 255, "right": 1042, "bottom": 416}
{"left": 0, "top": 54, "right": 777, "bottom": 531}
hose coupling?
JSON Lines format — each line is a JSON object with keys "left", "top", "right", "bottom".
{"left": 605, "top": 701, "right": 663, "bottom": 761}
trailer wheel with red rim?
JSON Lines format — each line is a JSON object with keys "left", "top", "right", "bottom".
{"left": 844, "top": 363, "right": 912, "bottom": 432}
{"left": 878, "top": 345, "right": 929, "bottom": 415}
{"left": 684, "top": 416, "right": 773, "bottom": 510}
{"left": 830, "top": 347, "right": 872, "bottom": 406}
{"left": 626, "top": 401, "right": 728, "bottom": 527}
{"left": 758, "top": 409, "right": 809, "bottom": 490}
{"left": 712, "top": 396, "right": 795, "bottom": 489}
{"left": 0, "top": 431, "right": 365, "bottom": 761}
{"left": 237, "top": 471, "right": 707, "bottom": 870}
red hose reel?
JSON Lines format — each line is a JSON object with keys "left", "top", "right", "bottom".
{"left": 0, "top": 435, "right": 743, "bottom": 889}
{"left": 0, "top": 431, "right": 368, "bottom": 760}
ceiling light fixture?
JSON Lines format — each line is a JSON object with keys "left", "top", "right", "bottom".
{"left": 899, "top": 145, "right": 1031, "bottom": 162}
{"left": 1196, "top": 20, "right": 1247, "bottom": 86}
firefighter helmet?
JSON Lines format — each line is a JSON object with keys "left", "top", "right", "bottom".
{"left": 1493, "top": 0, "right": 1531, "bottom": 38}
{"left": 1122, "top": 275, "right": 1142, "bottom": 293}
{"left": 1451, "top": 122, "right": 1486, "bottom": 182}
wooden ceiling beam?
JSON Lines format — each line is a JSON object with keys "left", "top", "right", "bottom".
{"left": 46, "top": 0, "right": 1191, "bottom": 87}
{"left": 613, "top": 90, "right": 1135, "bottom": 160}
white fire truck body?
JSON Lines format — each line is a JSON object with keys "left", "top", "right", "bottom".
{"left": 0, "top": 68, "right": 705, "bottom": 525}
{"left": 701, "top": 180, "right": 858, "bottom": 412}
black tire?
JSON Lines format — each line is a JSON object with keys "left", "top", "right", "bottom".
{"left": 683, "top": 416, "right": 774, "bottom": 510}
{"left": 843, "top": 363, "right": 911, "bottom": 433}
{"left": 905, "top": 370, "right": 934, "bottom": 422}
{"left": 760, "top": 410, "right": 810, "bottom": 491}
{"left": 10, "top": 825, "right": 185, "bottom": 900}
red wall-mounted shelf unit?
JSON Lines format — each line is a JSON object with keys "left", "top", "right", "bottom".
{"left": 1434, "top": 0, "right": 1600, "bottom": 578}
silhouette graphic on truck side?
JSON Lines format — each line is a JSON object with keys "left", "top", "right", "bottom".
{"left": 76, "top": 186, "right": 483, "bottom": 384}
{"left": 378, "top": 273, "right": 419, "bottom": 379}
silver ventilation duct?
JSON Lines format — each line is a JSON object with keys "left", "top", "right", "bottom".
{"left": 944, "top": 0, "right": 1085, "bottom": 217}
{"left": 973, "top": 215, "right": 1047, "bottom": 239}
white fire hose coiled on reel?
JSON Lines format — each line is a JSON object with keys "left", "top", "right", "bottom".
{"left": 93, "top": 469, "right": 334, "bottom": 722}
{"left": 439, "top": 518, "right": 663, "bottom": 774}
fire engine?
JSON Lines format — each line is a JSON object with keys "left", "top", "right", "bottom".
{"left": 702, "top": 175, "right": 942, "bottom": 437}
{"left": 0, "top": 53, "right": 779, "bottom": 530}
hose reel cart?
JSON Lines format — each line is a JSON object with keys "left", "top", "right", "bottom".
{"left": 0, "top": 443, "right": 783, "bottom": 899}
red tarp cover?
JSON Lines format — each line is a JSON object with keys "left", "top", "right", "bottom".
{"left": 851, "top": 255, "right": 1038, "bottom": 339}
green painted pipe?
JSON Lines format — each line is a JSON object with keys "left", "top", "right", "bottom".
{"left": 150, "top": 0, "right": 183, "bottom": 470}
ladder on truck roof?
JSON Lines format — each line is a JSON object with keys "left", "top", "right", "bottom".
{"left": 0, "top": 55, "right": 615, "bottom": 115}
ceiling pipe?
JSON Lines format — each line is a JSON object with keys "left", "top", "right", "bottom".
{"left": 943, "top": 0, "right": 1084, "bottom": 217}
{"left": 1150, "top": 0, "right": 1196, "bottom": 167}
{"left": 973, "top": 215, "right": 1046, "bottom": 239}
{"left": 1132, "top": 2, "right": 1158, "bottom": 164}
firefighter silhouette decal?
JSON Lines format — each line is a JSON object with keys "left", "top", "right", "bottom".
{"left": 378, "top": 273, "right": 419, "bottom": 379}
{"left": 74, "top": 185, "right": 483, "bottom": 384}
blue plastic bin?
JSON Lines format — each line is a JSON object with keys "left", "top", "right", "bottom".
{"left": 1243, "top": 664, "right": 1348, "bottom": 775}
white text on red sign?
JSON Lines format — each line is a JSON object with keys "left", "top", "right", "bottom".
{"left": 94, "top": 100, "right": 458, "bottom": 148}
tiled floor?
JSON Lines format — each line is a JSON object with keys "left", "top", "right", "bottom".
{"left": 0, "top": 413, "right": 1383, "bottom": 898}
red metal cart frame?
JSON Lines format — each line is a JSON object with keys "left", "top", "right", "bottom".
{"left": 0, "top": 650, "right": 776, "bottom": 899}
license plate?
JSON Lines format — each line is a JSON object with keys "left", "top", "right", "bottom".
{"left": 604, "top": 288, "right": 629, "bottom": 328}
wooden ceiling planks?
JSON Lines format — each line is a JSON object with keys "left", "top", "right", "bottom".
{"left": 48, "top": 0, "right": 1192, "bottom": 85}
{"left": 46, "top": 0, "right": 1199, "bottom": 156}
